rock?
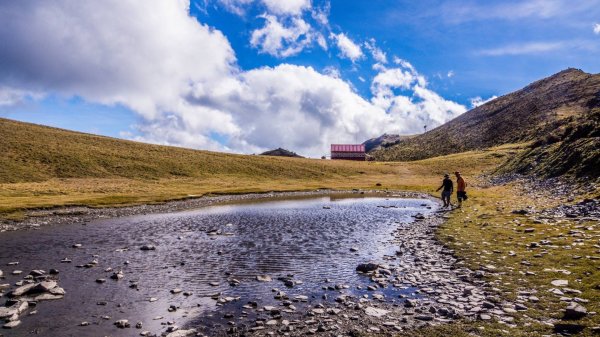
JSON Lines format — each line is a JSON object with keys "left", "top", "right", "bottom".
{"left": 165, "top": 329, "right": 197, "bottom": 337}
{"left": 29, "top": 281, "right": 57, "bottom": 294}
{"left": 350, "top": 247, "right": 358, "bottom": 252}
{"left": 0, "top": 307, "right": 17, "bottom": 319}
{"left": 554, "top": 323, "right": 586, "bottom": 334}
{"left": 551, "top": 279, "right": 569, "bottom": 287}
{"left": 3, "top": 320, "right": 21, "bottom": 329}
{"left": 564, "top": 303, "right": 588, "bottom": 320}
{"left": 404, "top": 299, "right": 417, "bottom": 308}
{"left": 96, "top": 278, "right": 106, "bottom": 284}
{"left": 136, "top": 322, "right": 143, "bottom": 329}
{"left": 110, "top": 271, "right": 124, "bottom": 280}
{"left": 415, "top": 315, "right": 434, "bottom": 321}
{"left": 114, "top": 319, "right": 130, "bottom": 328}
{"left": 9, "top": 283, "right": 36, "bottom": 297}
{"left": 80, "top": 322, "right": 90, "bottom": 326}
{"left": 72, "top": 243, "right": 83, "bottom": 248}
{"left": 364, "top": 307, "right": 388, "bottom": 318}
{"left": 170, "top": 288, "right": 182, "bottom": 294}
{"left": 140, "top": 245, "right": 156, "bottom": 251}
{"left": 256, "top": 275, "right": 272, "bottom": 282}
{"left": 11, "top": 270, "right": 22, "bottom": 275}
{"left": 524, "top": 228, "right": 535, "bottom": 233}
{"left": 356, "top": 263, "right": 379, "bottom": 273}
{"left": 515, "top": 303, "right": 528, "bottom": 311}
{"left": 479, "top": 314, "right": 492, "bottom": 321}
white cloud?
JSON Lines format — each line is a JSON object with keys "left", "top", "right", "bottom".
{"left": 0, "top": 0, "right": 466, "bottom": 157}
{"left": 250, "top": 15, "right": 312, "bottom": 57}
{"left": 470, "top": 96, "right": 498, "bottom": 108}
{"left": 594, "top": 23, "right": 600, "bottom": 34}
{"left": 323, "top": 66, "right": 341, "bottom": 78}
{"left": 0, "top": 87, "right": 43, "bottom": 106}
{"left": 330, "top": 33, "right": 364, "bottom": 62}
{"left": 478, "top": 41, "right": 567, "bottom": 56}
{"left": 311, "top": 1, "right": 330, "bottom": 26}
{"left": 364, "top": 39, "right": 388, "bottom": 64}
{"left": 261, "top": 0, "right": 311, "bottom": 16}
{"left": 217, "top": 0, "right": 254, "bottom": 15}
{"left": 447, "top": 70, "right": 455, "bottom": 78}
{"left": 440, "top": 0, "right": 600, "bottom": 24}
{"left": 316, "top": 33, "right": 328, "bottom": 50}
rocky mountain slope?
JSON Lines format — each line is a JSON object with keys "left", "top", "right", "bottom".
{"left": 362, "top": 134, "right": 413, "bottom": 152}
{"left": 259, "top": 148, "right": 303, "bottom": 158}
{"left": 372, "top": 68, "right": 600, "bottom": 180}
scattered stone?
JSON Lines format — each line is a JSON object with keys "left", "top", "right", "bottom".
{"left": 256, "top": 275, "right": 272, "bottom": 282}
{"left": 356, "top": 263, "right": 378, "bottom": 273}
{"left": 140, "top": 245, "right": 156, "bottom": 251}
{"left": 114, "top": 319, "right": 130, "bottom": 328}
{"left": 551, "top": 280, "right": 569, "bottom": 287}
{"left": 564, "top": 303, "right": 588, "bottom": 320}
{"left": 364, "top": 307, "right": 388, "bottom": 318}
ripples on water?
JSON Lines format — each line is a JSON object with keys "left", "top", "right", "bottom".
{"left": 0, "top": 194, "right": 436, "bottom": 336}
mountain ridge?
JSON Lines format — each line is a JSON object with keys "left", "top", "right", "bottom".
{"left": 371, "top": 68, "right": 600, "bottom": 179}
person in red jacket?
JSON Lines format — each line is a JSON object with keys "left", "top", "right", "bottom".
{"left": 455, "top": 171, "right": 468, "bottom": 208}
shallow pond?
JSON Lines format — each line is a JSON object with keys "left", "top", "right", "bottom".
{"left": 0, "top": 194, "right": 437, "bottom": 336}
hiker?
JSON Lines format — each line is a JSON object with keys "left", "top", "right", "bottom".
{"left": 436, "top": 173, "right": 453, "bottom": 208}
{"left": 455, "top": 171, "right": 468, "bottom": 208}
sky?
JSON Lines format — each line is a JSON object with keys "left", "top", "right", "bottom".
{"left": 0, "top": 0, "right": 599, "bottom": 157}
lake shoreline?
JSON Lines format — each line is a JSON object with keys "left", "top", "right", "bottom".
{"left": 0, "top": 189, "right": 431, "bottom": 233}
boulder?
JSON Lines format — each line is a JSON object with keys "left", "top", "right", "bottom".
{"left": 564, "top": 303, "right": 588, "bottom": 320}
{"left": 356, "top": 263, "right": 379, "bottom": 273}
{"left": 364, "top": 307, "right": 388, "bottom": 318}
{"left": 114, "top": 319, "right": 130, "bottom": 328}
{"left": 166, "top": 329, "right": 197, "bottom": 337}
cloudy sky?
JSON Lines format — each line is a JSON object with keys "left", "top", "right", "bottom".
{"left": 1, "top": 0, "right": 599, "bottom": 157}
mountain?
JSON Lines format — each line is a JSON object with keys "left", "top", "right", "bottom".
{"left": 372, "top": 68, "right": 600, "bottom": 179}
{"left": 362, "top": 134, "right": 414, "bottom": 153}
{"left": 260, "top": 148, "right": 304, "bottom": 158}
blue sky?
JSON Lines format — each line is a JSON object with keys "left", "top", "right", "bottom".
{"left": 1, "top": 0, "right": 599, "bottom": 156}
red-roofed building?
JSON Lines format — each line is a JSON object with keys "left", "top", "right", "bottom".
{"left": 331, "top": 144, "right": 366, "bottom": 161}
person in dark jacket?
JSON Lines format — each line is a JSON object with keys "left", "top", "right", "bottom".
{"left": 436, "top": 173, "right": 453, "bottom": 208}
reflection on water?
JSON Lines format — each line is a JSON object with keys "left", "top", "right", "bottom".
{"left": 0, "top": 195, "right": 436, "bottom": 336}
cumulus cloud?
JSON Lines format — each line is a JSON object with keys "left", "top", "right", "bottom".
{"left": 330, "top": 33, "right": 364, "bottom": 62}
{"left": 250, "top": 15, "right": 312, "bottom": 57}
{"left": 594, "top": 23, "right": 600, "bottom": 34}
{"left": 470, "top": 96, "right": 498, "bottom": 108}
{"left": 0, "top": 0, "right": 466, "bottom": 157}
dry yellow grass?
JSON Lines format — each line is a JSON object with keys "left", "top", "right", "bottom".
{"left": 0, "top": 145, "right": 516, "bottom": 218}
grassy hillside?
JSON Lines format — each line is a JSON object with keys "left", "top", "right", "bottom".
{"left": 0, "top": 117, "right": 516, "bottom": 217}
{"left": 372, "top": 68, "right": 600, "bottom": 180}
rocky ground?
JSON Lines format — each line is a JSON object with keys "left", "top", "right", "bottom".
{"left": 189, "top": 209, "right": 526, "bottom": 337}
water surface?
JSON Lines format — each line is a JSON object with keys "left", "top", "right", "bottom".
{"left": 0, "top": 194, "right": 436, "bottom": 336}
